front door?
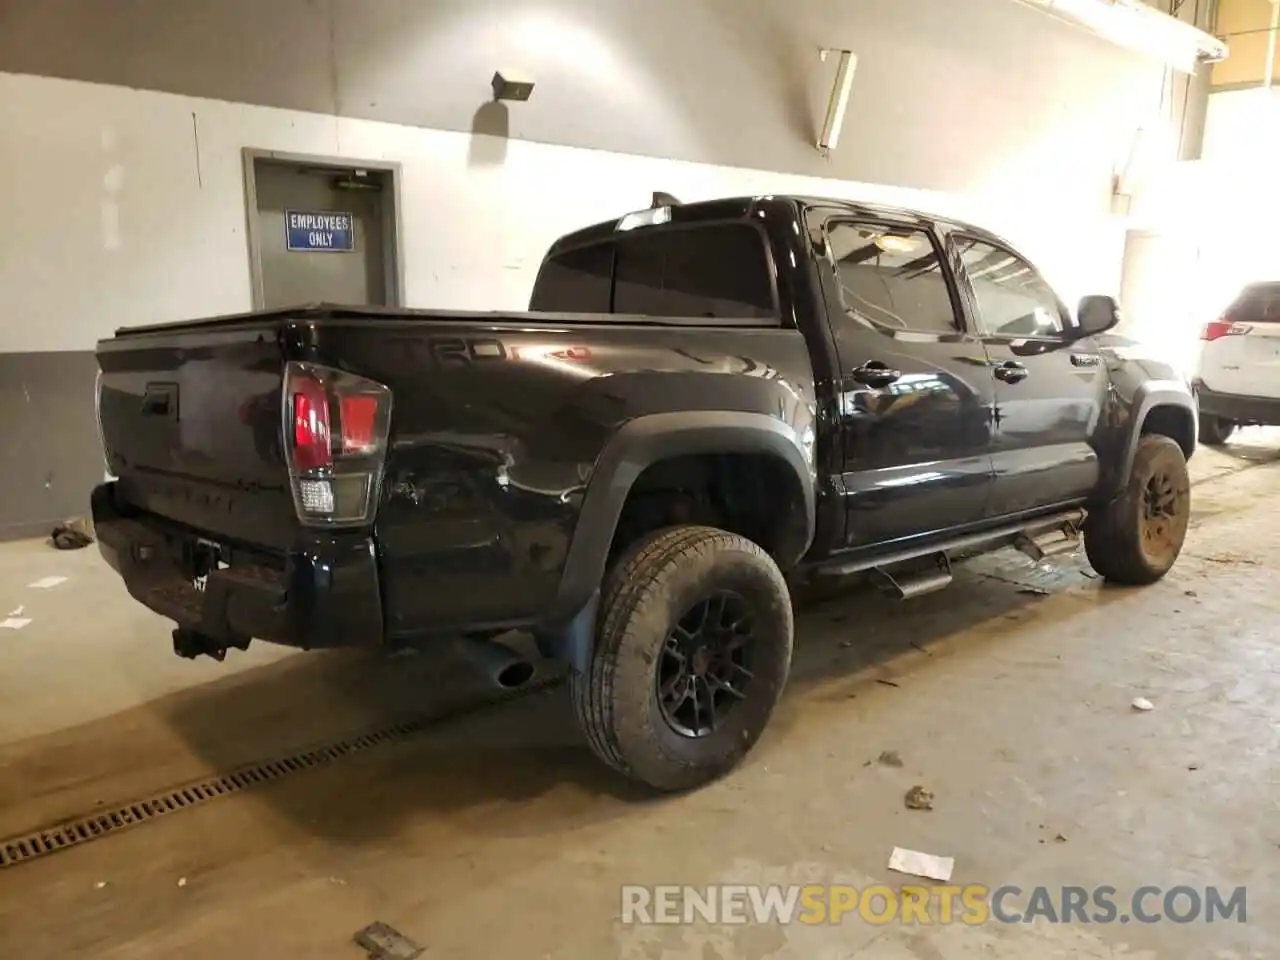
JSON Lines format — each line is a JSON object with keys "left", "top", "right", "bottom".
{"left": 946, "top": 231, "right": 1107, "bottom": 517}
{"left": 822, "top": 218, "right": 996, "bottom": 547}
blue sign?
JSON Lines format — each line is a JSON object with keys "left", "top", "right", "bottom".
{"left": 285, "top": 210, "right": 355, "bottom": 252}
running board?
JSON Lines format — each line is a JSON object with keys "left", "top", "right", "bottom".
{"left": 1013, "top": 523, "right": 1083, "bottom": 563}
{"left": 868, "top": 553, "right": 953, "bottom": 600}
{"left": 813, "top": 507, "right": 1089, "bottom": 580}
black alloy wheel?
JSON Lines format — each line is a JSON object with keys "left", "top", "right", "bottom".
{"left": 656, "top": 590, "right": 756, "bottom": 738}
{"left": 1141, "top": 469, "right": 1183, "bottom": 562}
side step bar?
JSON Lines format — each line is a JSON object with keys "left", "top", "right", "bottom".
{"left": 1013, "top": 526, "right": 1082, "bottom": 562}
{"left": 813, "top": 508, "right": 1087, "bottom": 598}
{"left": 868, "top": 553, "right": 953, "bottom": 600}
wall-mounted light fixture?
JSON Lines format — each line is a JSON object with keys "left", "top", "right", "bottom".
{"left": 817, "top": 49, "right": 858, "bottom": 156}
{"left": 491, "top": 71, "right": 536, "bottom": 102}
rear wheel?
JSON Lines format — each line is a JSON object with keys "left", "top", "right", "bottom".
{"left": 1198, "top": 413, "right": 1235, "bottom": 446}
{"left": 1084, "top": 435, "right": 1190, "bottom": 585}
{"left": 570, "top": 525, "right": 793, "bottom": 792}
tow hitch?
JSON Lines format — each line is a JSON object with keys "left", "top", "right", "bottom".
{"left": 172, "top": 628, "right": 251, "bottom": 662}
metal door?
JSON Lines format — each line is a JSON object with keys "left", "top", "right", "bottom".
{"left": 250, "top": 158, "right": 391, "bottom": 308}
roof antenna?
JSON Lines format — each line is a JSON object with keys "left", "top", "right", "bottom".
{"left": 651, "top": 191, "right": 681, "bottom": 208}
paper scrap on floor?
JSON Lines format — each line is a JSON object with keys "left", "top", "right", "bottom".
{"left": 888, "top": 846, "right": 954, "bottom": 882}
{"left": 8, "top": 606, "right": 23, "bottom": 617}
{"left": 1, "top": 618, "right": 32, "bottom": 631}
{"left": 27, "top": 576, "right": 68, "bottom": 589}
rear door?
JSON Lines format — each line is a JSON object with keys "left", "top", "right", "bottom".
{"left": 820, "top": 217, "right": 996, "bottom": 547}
{"left": 946, "top": 232, "right": 1106, "bottom": 517}
{"left": 1197, "top": 283, "right": 1280, "bottom": 399}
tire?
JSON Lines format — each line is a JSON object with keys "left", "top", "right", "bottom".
{"left": 1198, "top": 413, "right": 1235, "bottom": 447}
{"left": 570, "top": 525, "right": 793, "bottom": 792}
{"left": 1084, "top": 435, "right": 1190, "bottom": 586}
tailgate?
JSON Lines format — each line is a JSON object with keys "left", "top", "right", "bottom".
{"left": 96, "top": 322, "right": 297, "bottom": 549}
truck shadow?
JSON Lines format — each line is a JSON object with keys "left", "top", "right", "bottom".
{"left": 144, "top": 549, "right": 1134, "bottom": 846}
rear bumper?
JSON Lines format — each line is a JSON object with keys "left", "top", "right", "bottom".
{"left": 91, "top": 483, "right": 383, "bottom": 649}
{"left": 1192, "top": 380, "right": 1280, "bottom": 425}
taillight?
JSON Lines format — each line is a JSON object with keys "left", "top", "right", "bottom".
{"left": 1201, "top": 318, "right": 1251, "bottom": 341}
{"left": 291, "top": 379, "right": 331, "bottom": 471}
{"left": 283, "top": 362, "right": 392, "bottom": 527}
{"left": 339, "top": 394, "right": 379, "bottom": 454}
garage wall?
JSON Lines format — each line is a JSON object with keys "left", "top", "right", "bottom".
{"left": 1211, "top": 0, "right": 1280, "bottom": 90}
{"left": 0, "top": 68, "right": 1145, "bottom": 536}
{"left": 0, "top": 0, "right": 1170, "bottom": 536}
{"left": 0, "top": 0, "right": 1162, "bottom": 196}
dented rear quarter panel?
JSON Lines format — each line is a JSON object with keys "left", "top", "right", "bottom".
{"left": 291, "top": 318, "right": 819, "bottom": 641}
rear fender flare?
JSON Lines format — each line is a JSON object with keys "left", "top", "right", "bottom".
{"left": 536, "top": 411, "right": 815, "bottom": 670}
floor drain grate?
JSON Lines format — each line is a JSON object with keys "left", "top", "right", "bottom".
{"left": 0, "top": 675, "right": 560, "bottom": 869}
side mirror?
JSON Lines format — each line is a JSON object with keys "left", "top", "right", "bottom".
{"left": 1075, "top": 295, "right": 1121, "bottom": 339}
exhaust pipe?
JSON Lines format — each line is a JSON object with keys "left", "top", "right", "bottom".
{"left": 455, "top": 636, "right": 537, "bottom": 689}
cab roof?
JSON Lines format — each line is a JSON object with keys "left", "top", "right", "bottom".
{"left": 544, "top": 194, "right": 1014, "bottom": 259}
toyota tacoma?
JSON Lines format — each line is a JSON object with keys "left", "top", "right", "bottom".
{"left": 93, "top": 195, "right": 1196, "bottom": 791}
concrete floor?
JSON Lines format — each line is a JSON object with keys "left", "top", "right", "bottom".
{"left": 0, "top": 432, "right": 1277, "bottom": 958}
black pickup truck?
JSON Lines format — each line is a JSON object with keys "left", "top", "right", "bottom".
{"left": 93, "top": 195, "right": 1196, "bottom": 791}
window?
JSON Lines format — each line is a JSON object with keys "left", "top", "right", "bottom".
{"left": 612, "top": 224, "right": 776, "bottom": 319}
{"left": 826, "top": 223, "right": 959, "bottom": 333}
{"left": 956, "top": 238, "right": 1066, "bottom": 338}
{"left": 528, "top": 243, "right": 613, "bottom": 313}
{"left": 1231, "top": 282, "right": 1280, "bottom": 323}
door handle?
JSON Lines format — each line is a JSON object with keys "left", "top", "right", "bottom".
{"left": 993, "top": 361, "right": 1028, "bottom": 384}
{"left": 851, "top": 361, "right": 902, "bottom": 388}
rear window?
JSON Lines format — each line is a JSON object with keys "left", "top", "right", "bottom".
{"left": 529, "top": 223, "right": 777, "bottom": 320}
{"left": 528, "top": 244, "right": 613, "bottom": 313}
{"left": 1232, "top": 283, "right": 1280, "bottom": 322}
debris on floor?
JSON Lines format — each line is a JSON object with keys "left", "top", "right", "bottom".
{"left": 877, "top": 750, "right": 904, "bottom": 768}
{"left": 876, "top": 678, "right": 900, "bottom": 688}
{"left": 1195, "top": 551, "right": 1260, "bottom": 566}
{"left": 26, "top": 576, "right": 68, "bottom": 589}
{"left": 904, "top": 785, "right": 934, "bottom": 811}
{"left": 94, "top": 881, "right": 107, "bottom": 890}
{"left": 1131, "top": 697, "right": 1155, "bottom": 712}
{"left": 177, "top": 877, "right": 187, "bottom": 888}
{"left": 1, "top": 618, "right": 31, "bottom": 631}
{"left": 354, "top": 922, "right": 424, "bottom": 960}
{"left": 888, "top": 846, "right": 954, "bottom": 882}
{"left": 1054, "top": 832, "right": 1068, "bottom": 843}
{"left": 51, "top": 524, "right": 93, "bottom": 550}
{"left": 8, "top": 605, "right": 23, "bottom": 617}
{"left": 1018, "top": 586, "right": 1051, "bottom": 596}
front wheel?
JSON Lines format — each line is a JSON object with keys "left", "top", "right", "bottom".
{"left": 1198, "top": 413, "right": 1235, "bottom": 446}
{"left": 570, "top": 525, "right": 793, "bottom": 792}
{"left": 1084, "top": 435, "right": 1190, "bottom": 585}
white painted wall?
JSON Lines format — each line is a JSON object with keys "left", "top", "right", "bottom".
{"left": 0, "top": 70, "right": 1130, "bottom": 354}
{"left": 0, "top": 0, "right": 1166, "bottom": 195}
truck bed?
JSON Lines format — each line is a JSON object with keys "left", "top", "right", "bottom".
{"left": 95, "top": 303, "right": 814, "bottom": 644}
{"left": 109, "top": 302, "right": 781, "bottom": 338}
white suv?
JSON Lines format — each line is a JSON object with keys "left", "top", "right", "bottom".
{"left": 1192, "top": 282, "right": 1280, "bottom": 445}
